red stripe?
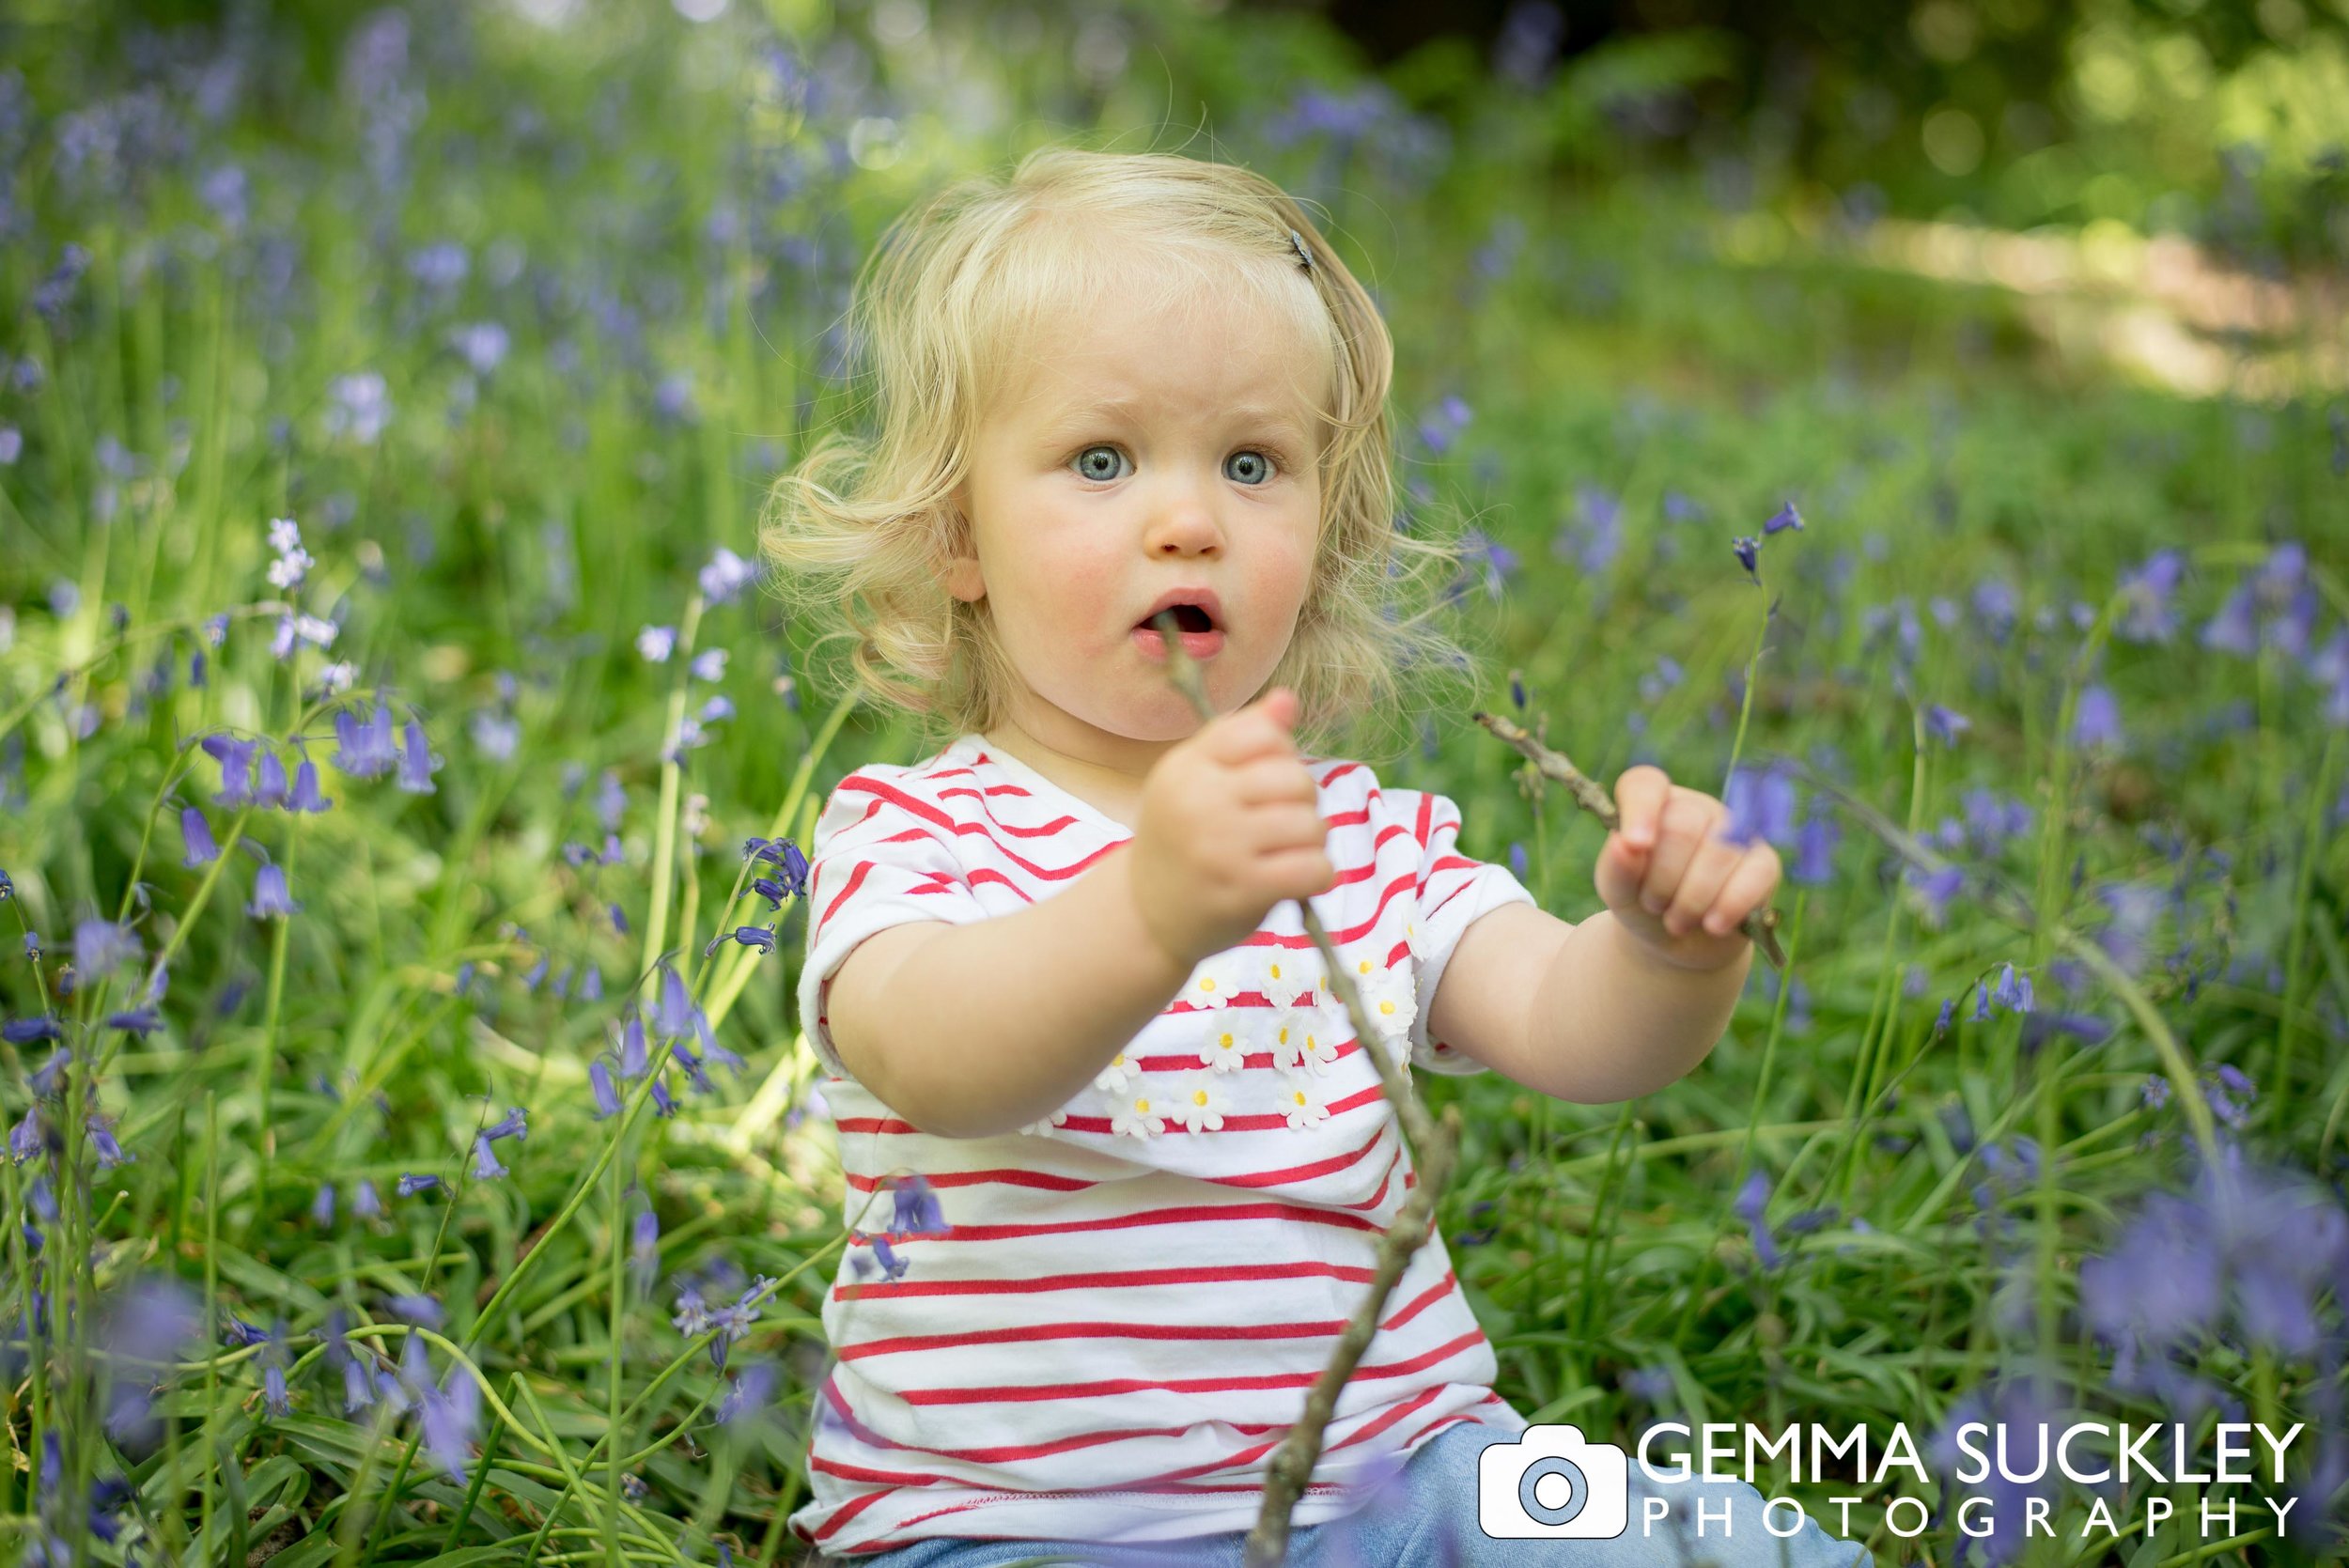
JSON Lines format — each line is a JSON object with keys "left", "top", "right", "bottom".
{"left": 840, "top": 1273, "right": 1465, "bottom": 1360}
{"left": 893, "top": 1328, "right": 1489, "bottom": 1405}
{"left": 836, "top": 1258, "right": 1380, "bottom": 1302}
{"left": 835, "top": 1079, "right": 1392, "bottom": 1139}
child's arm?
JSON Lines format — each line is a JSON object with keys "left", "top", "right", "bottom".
{"left": 1428, "top": 903, "right": 1750, "bottom": 1103}
{"left": 1424, "top": 762, "right": 1781, "bottom": 1104}
{"left": 825, "top": 847, "right": 1190, "bottom": 1139}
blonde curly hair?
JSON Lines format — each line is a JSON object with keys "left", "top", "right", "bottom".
{"left": 757, "top": 142, "right": 1489, "bottom": 764}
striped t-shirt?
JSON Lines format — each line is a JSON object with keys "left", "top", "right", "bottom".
{"left": 786, "top": 732, "right": 1541, "bottom": 1558}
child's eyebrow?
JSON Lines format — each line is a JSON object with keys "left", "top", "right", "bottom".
{"left": 1037, "top": 394, "right": 1313, "bottom": 442}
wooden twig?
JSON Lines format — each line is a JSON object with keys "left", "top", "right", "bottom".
{"left": 1143, "top": 613, "right": 1453, "bottom": 1568}
{"left": 1470, "top": 708, "right": 1790, "bottom": 971}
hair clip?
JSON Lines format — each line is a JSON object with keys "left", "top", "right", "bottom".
{"left": 1288, "top": 228, "right": 1314, "bottom": 273}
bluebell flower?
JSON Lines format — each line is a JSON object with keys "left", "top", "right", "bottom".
{"left": 2073, "top": 684, "right": 2122, "bottom": 750}
{"left": 86, "top": 1113, "right": 130, "bottom": 1171}
{"left": 311, "top": 1184, "right": 334, "bottom": 1226}
{"left": 671, "top": 1042, "right": 716, "bottom": 1096}
{"left": 28, "top": 1046, "right": 70, "bottom": 1094}
{"left": 637, "top": 625, "right": 677, "bottom": 662}
{"left": 6, "top": 1014, "right": 61, "bottom": 1048}
{"left": 706, "top": 924, "right": 774, "bottom": 956}
{"left": 752, "top": 877, "right": 790, "bottom": 908}
{"left": 180, "top": 806, "right": 219, "bottom": 867}
{"left": 691, "top": 647, "right": 729, "bottom": 682}
{"left": 1790, "top": 811, "right": 1839, "bottom": 884}
{"left": 247, "top": 863, "right": 302, "bottom": 919}
{"left": 418, "top": 1365, "right": 482, "bottom": 1483}
{"left": 1731, "top": 536, "right": 1760, "bottom": 580}
{"left": 396, "top": 1172, "right": 444, "bottom": 1198}
{"left": 353, "top": 1178, "right": 382, "bottom": 1219}
{"left": 471, "top": 1134, "right": 506, "bottom": 1180}
{"left": 481, "top": 1107, "right": 526, "bottom": 1142}
{"left": 716, "top": 1359, "right": 780, "bottom": 1427}
{"left": 1761, "top": 500, "right": 1802, "bottom": 536}
{"left": 9, "top": 1106, "right": 42, "bottom": 1163}
{"left": 1905, "top": 863, "right": 1964, "bottom": 928}
{"left": 694, "top": 1013, "right": 746, "bottom": 1078}
{"left": 1719, "top": 763, "right": 1796, "bottom": 847}
{"left": 618, "top": 1013, "right": 649, "bottom": 1079}
{"left": 868, "top": 1233, "right": 910, "bottom": 1281}
{"left": 75, "top": 918, "right": 142, "bottom": 982}
{"left": 2201, "top": 582, "right": 2259, "bottom": 656}
{"left": 1993, "top": 963, "right": 2034, "bottom": 1014}
{"left": 332, "top": 701, "right": 398, "bottom": 779}
{"left": 1934, "top": 998, "right": 1954, "bottom": 1038}
{"left": 700, "top": 547, "right": 755, "bottom": 606}
{"left": 699, "top": 694, "right": 735, "bottom": 724}
{"left": 253, "top": 748, "right": 289, "bottom": 811}
{"left": 222, "top": 1314, "right": 272, "bottom": 1349}
{"left": 630, "top": 1209, "right": 660, "bottom": 1294}
{"left": 1922, "top": 704, "right": 1970, "bottom": 746}
{"left": 1732, "top": 1170, "right": 1781, "bottom": 1269}
{"left": 521, "top": 952, "right": 550, "bottom": 991}
{"left": 654, "top": 966, "right": 696, "bottom": 1040}
{"left": 889, "top": 1173, "right": 949, "bottom": 1238}
{"left": 596, "top": 769, "right": 626, "bottom": 831}
{"left": 1971, "top": 986, "right": 1993, "bottom": 1023}
{"left": 590, "top": 1060, "right": 622, "bottom": 1119}
{"left": 395, "top": 721, "right": 441, "bottom": 793}
{"left": 580, "top": 963, "right": 603, "bottom": 1002}
{"left": 650, "top": 1079, "right": 678, "bottom": 1118}
{"left": 287, "top": 752, "right": 334, "bottom": 813}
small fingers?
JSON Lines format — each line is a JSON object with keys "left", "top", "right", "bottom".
{"left": 1662, "top": 829, "right": 1747, "bottom": 938}
{"left": 1701, "top": 845, "right": 1782, "bottom": 937}
{"left": 1613, "top": 766, "right": 1672, "bottom": 850}
{"left": 1634, "top": 791, "right": 1713, "bottom": 912}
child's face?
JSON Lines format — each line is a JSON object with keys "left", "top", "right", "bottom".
{"left": 946, "top": 275, "right": 1326, "bottom": 769}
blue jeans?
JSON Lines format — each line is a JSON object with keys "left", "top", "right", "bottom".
{"left": 835, "top": 1421, "right": 1873, "bottom": 1566}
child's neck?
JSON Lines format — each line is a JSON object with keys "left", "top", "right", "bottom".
{"left": 978, "top": 722, "right": 1157, "bottom": 831}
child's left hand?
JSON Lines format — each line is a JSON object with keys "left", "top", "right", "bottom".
{"left": 1594, "top": 764, "right": 1781, "bottom": 971}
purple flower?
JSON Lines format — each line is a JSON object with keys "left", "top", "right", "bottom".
{"left": 1719, "top": 763, "right": 1797, "bottom": 847}
{"left": 395, "top": 721, "right": 441, "bottom": 794}
{"left": 1905, "top": 863, "right": 1963, "bottom": 928}
{"left": 617, "top": 1014, "right": 649, "bottom": 1079}
{"left": 715, "top": 1359, "right": 780, "bottom": 1427}
{"left": 589, "top": 1060, "right": 622, "bottom": 1119}
{"left": 74, "top": 919, "right": 141, "bottom": 983}
{"left": 1761, "top": 500, "right": 1802, "bottom": 536}
{"left": 353, "top": 1179, "right": 382, "bottom": 1219}
{"left": 700, "top": 547, "right": 756, "bottom": 606}
{"left": 418, "top": 1366, "right": 482, "bottom": 1483}
{"left": 637, "top": 625, "right": 677, "bottom": 662}
{"left": 888, "top": 1173, "right": 949, "bottom": 1239}
{"left": 311, "top": 1184, "right": 335, "bottom": 1226}
{"left": 471, "top": 1134, "right": 506, "bottom": 1180}
{"left": 1922, "top": 704, "right": 1970, "bottom": 747}
{"left": 481, "top": 1107, "right": 526, "bottom": 1142}
{"left": 1992, "top": 963, "right": 2034, "bottom": 1015}
{"left": 2072, "top": 684, "right": 2122, "bottom": 750}
{"left": 653, "top": 966, "right": 696, "bottom": 1040}
{"left": 287, "top": 753, "right": 334, "bottom": 813}
{"left": 1732, "top": 1169, "right": 1781, "bottom": 1268}
{"left": 1731, "top": 536, "right": 1760, "bottom": 580}
{"left": 2201, "top": 582, "right": 2259, "bottom": 656}
{"left": 332, "top": 701, "right": 398, "bottom": 779}
{"left": 2116, "top": 549, "right": 2186, "bottom": 644}
{"left": 246, "top": 863, "right": 302, "bottom": 920}
{"left": 180, "top": 806, "right": 220, "bottom": 867}
{"left": 253, "top": 748, "right": 289, "bottom": 811}
{"left": 396, "top": 1172, "right": 443, "bottom": 1198}
{"left": 7, "top": 1019, "right": 63, "bottom": 1048}
{"left": 1791, "top": 811, "right": 1840, "bottom": 885}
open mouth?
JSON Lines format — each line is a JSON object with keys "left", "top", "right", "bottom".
{"left": 1141, "top": 603, "right": 1219, "bottom": 633}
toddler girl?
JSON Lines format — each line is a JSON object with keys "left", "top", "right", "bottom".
{"left": 761, "top": 147, "right": 1863, "bottom": 1567}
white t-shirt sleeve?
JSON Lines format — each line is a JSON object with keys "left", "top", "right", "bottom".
{"left": 796, "top": 770, "right": 992, "bottom": 1084}
{"left": 1385, "top": 785, "right": 1539, "bottom": 1078}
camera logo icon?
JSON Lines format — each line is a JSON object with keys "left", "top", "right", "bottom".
{"left": 1477, "top": 1423, "right": 1631, "bottom": 1539}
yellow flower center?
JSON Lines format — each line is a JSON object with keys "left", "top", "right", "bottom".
{"left": 1379, "top": 1000, "right": 1395, "bottom": 1017}
{"left": 1217, "top": 1031, "right": 1235, "bottom": 1051}
{"left": 1356, "top": 958, "right": 1373, "bottom": 976}
{"left": 1132, "top": 1095, "right": 1152, "bottom": 1113}
{"left": 1199, "top": 977, "right": 1219, "bottom": 995}
{"left": 1190, "top": 1089, "right": 1209, "bottom": 1107}
{"left": 1268, "top": 961, "right": 1283, "bottom": 981}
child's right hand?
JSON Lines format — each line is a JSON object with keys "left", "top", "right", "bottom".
{"left": 1127, "top": 686, "right": 1336, "bottom": 970}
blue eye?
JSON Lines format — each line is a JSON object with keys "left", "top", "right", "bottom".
{"left": 1070, "top": 445, "right": 1280, "bottom": 485}
{"left": 1075, "top": 444, "right": 1127, "bottom": 482}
